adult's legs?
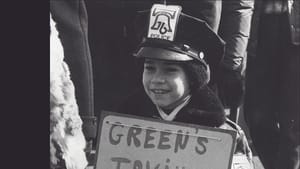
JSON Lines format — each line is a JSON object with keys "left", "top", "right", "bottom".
{"left": 278, "top": 43, "right": 300, "bottom": 169}
{"left": 244, "top": 56, "right": 281, "bottom": 169}
{"left": 245, "top": 8, "right": 300, "bottom": 168}
{"left": 244, "top": 12, "right": 283, "bottom": 169}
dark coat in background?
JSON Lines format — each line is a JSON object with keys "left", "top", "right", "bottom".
{"left": 50, "top": 0, "right": 97, "bottom": 143}
{"left": 215, "top": 1, "right": 254, "bottom": 121}
{"left": 244, "top": 0, "right": 300, "bottom": 169}
{"left": 118, "top": 86, "right": 253, "bottom": 165}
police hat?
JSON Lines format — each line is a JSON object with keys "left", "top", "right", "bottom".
{"left": 133, "top": 4, "right": 225, "bottom": 72}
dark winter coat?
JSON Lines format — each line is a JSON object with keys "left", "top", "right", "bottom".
{"left": 118, "top": 85, "right": 253, "bottom": 167}
{"left": 244, "top": 1, "right": 299, "bottom": 169}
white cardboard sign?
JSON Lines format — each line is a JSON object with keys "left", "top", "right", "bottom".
{"left": 95, "top": 111, "right": 236, "bottom": 169}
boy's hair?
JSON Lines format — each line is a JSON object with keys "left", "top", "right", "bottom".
{"left": 182, "top": 61, "right": 209, "bottom": 92}
{"left": 136, "top": 58, "right": 209, "bottom": 92}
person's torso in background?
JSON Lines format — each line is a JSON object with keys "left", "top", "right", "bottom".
{"left": 288, "top": 0, "right": 300, "bottom": 45}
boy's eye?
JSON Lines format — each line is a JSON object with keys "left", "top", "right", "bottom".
{"left": 144, "top": 65, "right": 155, "bottom": 72}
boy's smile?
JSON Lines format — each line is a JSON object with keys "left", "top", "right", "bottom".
{"left": 150, "top": 89, "right": 170, "bottom": 94}
{"left": 143, "top": 58, "right": 190, "bottom": 110}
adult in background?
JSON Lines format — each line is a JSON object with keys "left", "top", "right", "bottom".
{"left": 244, "top": 0, "right": 300, "bottom": 169}
{"left": 50, "top": 0, "right": 97, "bottom": 155}
{"left": 217, "top": 0, "right": 254, "bottom": 123}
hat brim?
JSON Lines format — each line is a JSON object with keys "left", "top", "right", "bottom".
{"left": 134, "top": 47, "right": 193, "bottom": 61}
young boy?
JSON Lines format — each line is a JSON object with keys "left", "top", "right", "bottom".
{"left": 118, "top": 4, "right": 253, "bottom": 169}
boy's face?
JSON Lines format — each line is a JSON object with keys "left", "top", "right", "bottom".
{"left": 143, "top": 58, "right": 190, "bottom": 110}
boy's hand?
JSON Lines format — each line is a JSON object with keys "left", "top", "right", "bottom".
{"left": 217, "top": 67, "right": 245, "bottom": 108}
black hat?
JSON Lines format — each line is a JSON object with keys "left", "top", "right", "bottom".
{"left": 133, "top": 4, "right": 225, "bottom": 73}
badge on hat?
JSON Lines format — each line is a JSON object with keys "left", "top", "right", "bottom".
{"left": 147, "top": 4, "right": 182, "bottom": 41}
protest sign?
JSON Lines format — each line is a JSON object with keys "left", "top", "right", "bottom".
{"left": 95, "top": 111, "right": 237, "bottom": 169}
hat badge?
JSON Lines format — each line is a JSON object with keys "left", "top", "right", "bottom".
{"left": 148, "top": 4, "right": 182, "bottom": 41}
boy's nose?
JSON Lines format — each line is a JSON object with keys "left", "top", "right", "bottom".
{"left": 151, "top": 72, "right": 165, "bottom": 83}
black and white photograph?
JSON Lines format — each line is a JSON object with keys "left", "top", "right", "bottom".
{"left": 50, "top": 0, "right": 299, "bottom": 169}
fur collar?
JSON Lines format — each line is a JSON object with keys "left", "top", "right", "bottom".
{"left": 178, "top": 85, "right": 226, "bottom": 127}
